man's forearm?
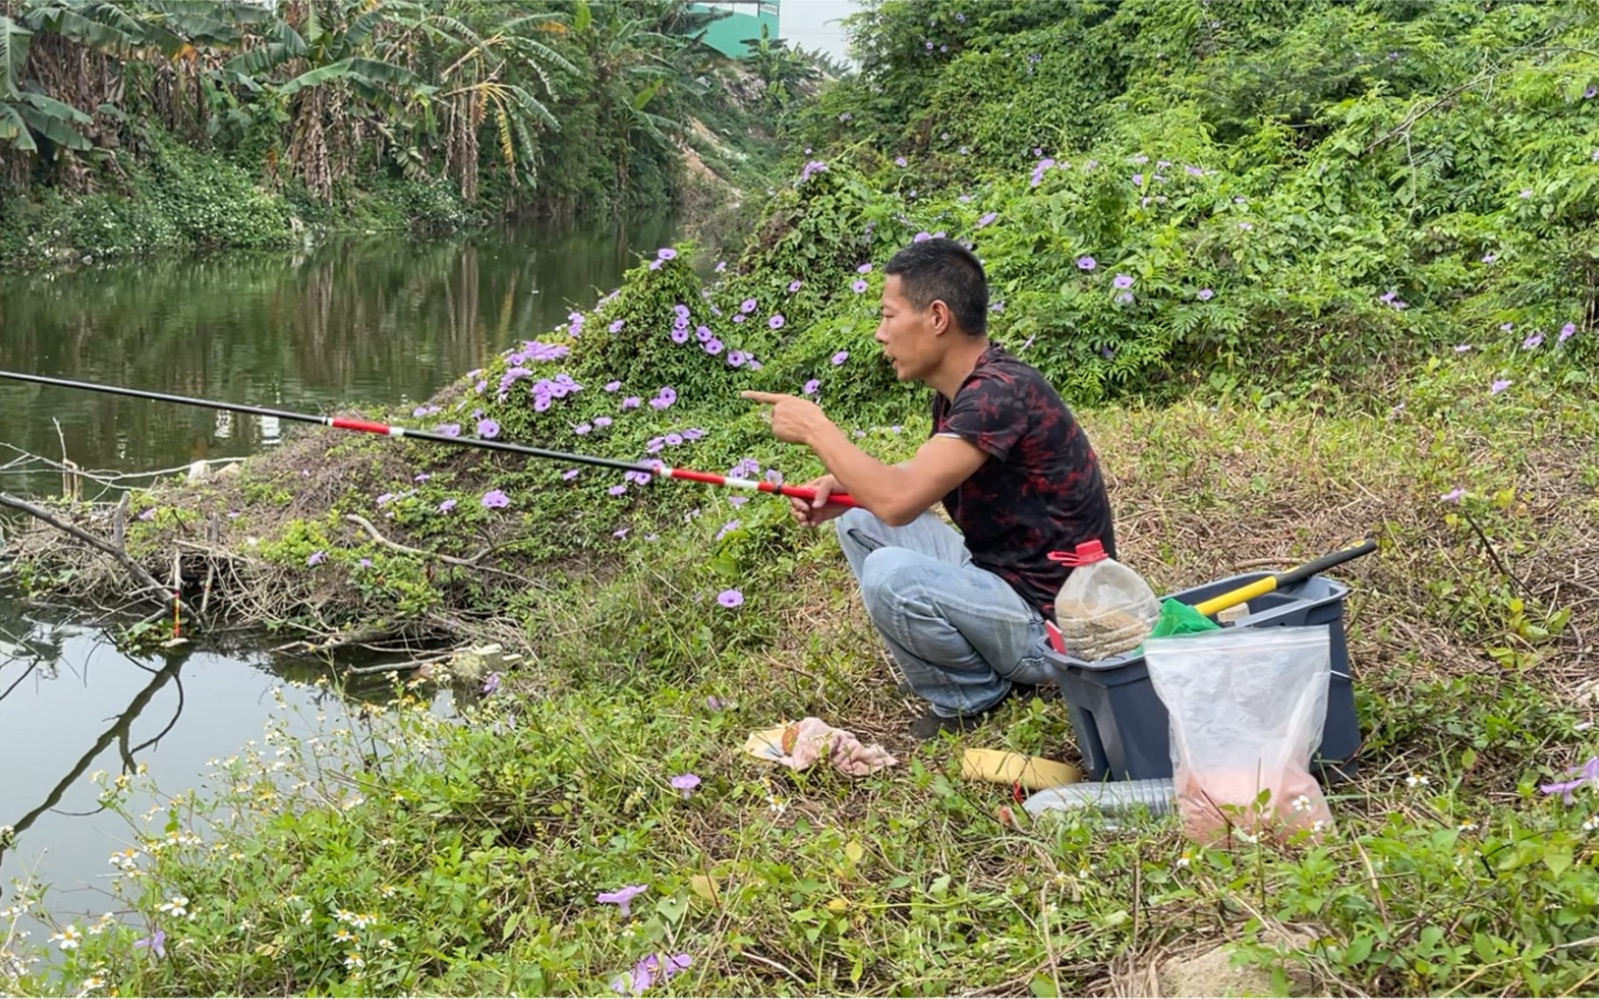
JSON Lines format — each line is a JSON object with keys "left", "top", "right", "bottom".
{"left": 805, "top": 422, "right": 917, "bottom": 521}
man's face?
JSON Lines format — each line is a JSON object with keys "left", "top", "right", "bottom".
{"left": 875, "top": 275, "right": 940, "bottom": 382}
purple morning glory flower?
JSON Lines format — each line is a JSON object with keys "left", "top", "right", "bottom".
{"left": 664, "top": 433, "right": 683, "bottom": 446}
{"left": 1113, "top": 274, "right": 1134, "bottom": 289}
{"left": 1198, "top": 288, "right": 1214, "bottom": 301}
{"left": 728, "top": 350, "right": 747, "bottom": 367}
{"left": 575, "top": 422, "right": 592, "bottom": 436}
{"left": 134, "top": 928, "right": 166, "bottom": 960}
{"left": 704, "top": 337, "right": 724, "bottom": 355}
{"left": 1441, "top": 488, "right": 1465, "bottom": 503}
{"left": 1560, "top": 323, "right": 1577, "bottom": 342}
{"left": 670, "top": 773, "right": 701, "bottom": 797}
{"left": 597, "top": 884, "right": 647, "bottom": 917}
{"left": 717, "top": 589, "right": 744, "bottom": 608}
{"left": 609, "top": 319, "right": 625, "bottom": 333}
{"left": 769, "top": 314, "right": 786, "bottom": 329}
{"left": 1523, "top": 332, "right": 1543, "bottom": 350}
{"left": 1541, "top": 755, "right": 1599, "bottom": 804}
{"left": 608, "top": 484, "right": 627, "bottom": 496}
{"left": 852, "top": 279, "right": 868, "bottom": 293}
{"left": 788, "top": 280, "right": 803, "bottom": 292}
{"left": 359, "top": 558, "right": 373, "bottom": 568}
{"left": 439, "top": 499, "right": 456, "bottom": 513}
{"left": 622, "top": 396, "right": 641, "bottom": 410}
{"left": 594, "top": 416, "right": 612, "bottom": 428}
{"left": 857, "top": 263, "right": 872, "bottom": 274}
{"left": 476, "top": 418, "right": 500, "bottom": 439}
{"left": 803, "top": 378, "right": 820, "bottom": 395}
{"left": 975, "top": 211, "right": 997, "bottom": 228}
{"left": 308, "top": 550, "right": 326, "bottom": 566}
{"left": 563, "top": 469, "right": 579, "bottom": 480}
{"left": 1491, "top": 379, "right": 1512, "bottom": 395}
{"left": 672, "top": 328, "right": 690, "bottom": 344}
{"left": 482, "top": 489, "right": 510, "bottom": 509}
{"left": 657, "top": 247, "right": 677, "bottom": 260}
{"left": 832, "top": 351, "right": 848, "bottom": 365}
{"left": 683, "top": 428, "right": 706, "bottom": 440}
{"left": 605, "top": 380, "right": 622, "bottom": 392}
{"left": 1077, "top": 256, "right": 1096, "bottom": 270}
{"left": 740, "top": 298, "right": 758, "bottom": 314}
{"left": 731, "top": 313, "right": 746, "bottom": 324}
{"left": 481, "top": 672, "right": 501, "bottom": 695}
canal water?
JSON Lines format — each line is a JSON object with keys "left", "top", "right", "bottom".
{"left": 0, "top": 213, "right": 678, "bottom": 950}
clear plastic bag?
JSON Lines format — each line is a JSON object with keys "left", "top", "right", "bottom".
{"left": 1049, "top": 540, "right": 1161, "bottom": 661}
{"left": 1144, "top": 626, "right": 1334, "bottom": 846}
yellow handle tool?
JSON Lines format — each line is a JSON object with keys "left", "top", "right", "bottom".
{"left": 1191, "top": 538, "right": 1378, "bottom": 618}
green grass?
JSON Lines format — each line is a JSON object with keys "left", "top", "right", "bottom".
{"left": 5, "top": 344, "right": 1598, "bottom": 997}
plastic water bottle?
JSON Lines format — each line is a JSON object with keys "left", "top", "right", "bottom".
{"left": 1048, "top": 540, "right": 1161, "bottom": 661}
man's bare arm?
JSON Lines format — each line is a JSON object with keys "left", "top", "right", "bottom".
{"left": 804, "top": 423, "right": 987, "bottom": 526}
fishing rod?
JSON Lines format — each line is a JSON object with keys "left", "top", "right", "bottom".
{"left": 0, "top": 370, "right": 860, "bottom": 508}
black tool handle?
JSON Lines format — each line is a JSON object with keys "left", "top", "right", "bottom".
{"left": 1275, "top": 537, "right": 1377, "bottom": 586}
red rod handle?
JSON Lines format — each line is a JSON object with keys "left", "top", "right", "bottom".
{"left": 667, "top": 468, "right": 859, "bottom": 507}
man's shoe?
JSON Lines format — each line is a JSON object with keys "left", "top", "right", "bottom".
{"left": 909, "top": 708, "right": 988, "bottom": 741}
{"left": 899, "top": 677, "right": 1041, "bottom": 698}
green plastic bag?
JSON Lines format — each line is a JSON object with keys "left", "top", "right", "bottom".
{"left": 1148, "top": 597, "right": 1222, "bottom": 640}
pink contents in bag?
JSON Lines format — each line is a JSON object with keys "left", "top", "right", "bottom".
{"left": 1146, "top": 626, "right": 1336, "bottom": 847}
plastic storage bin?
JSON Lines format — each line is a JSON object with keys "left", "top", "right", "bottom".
{"left": 1041, "top": 572, "right": 1362, "bottom": 784}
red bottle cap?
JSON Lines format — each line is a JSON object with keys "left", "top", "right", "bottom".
{"left": 1047, "top": 540, "right": 1108, "bottom": 567}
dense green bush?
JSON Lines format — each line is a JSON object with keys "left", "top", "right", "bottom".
{"left": 773, "top": 0, "right": 1599, "bottom": 401}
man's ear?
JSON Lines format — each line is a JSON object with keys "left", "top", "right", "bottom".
{"left": 929, "top": 300, "right": 951, "bottom": 336}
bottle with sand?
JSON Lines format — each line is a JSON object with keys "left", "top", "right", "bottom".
{"left": 1048, "top": 540, "right": 1161, "bottom": 661}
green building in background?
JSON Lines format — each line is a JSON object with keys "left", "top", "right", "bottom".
{"left": 690, "top": 1, "right": 780, "bottom": 59}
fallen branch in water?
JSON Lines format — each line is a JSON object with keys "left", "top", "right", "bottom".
{"left": 0, "top": 491, "right": 195, "bottom": 619}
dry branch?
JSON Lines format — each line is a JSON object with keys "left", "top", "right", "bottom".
{"left": 0, "top": 491, "right": 192, "bottom": 618}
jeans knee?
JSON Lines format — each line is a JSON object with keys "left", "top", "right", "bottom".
{"left": 859, "top": 547, "right": 922, "bottom": 616}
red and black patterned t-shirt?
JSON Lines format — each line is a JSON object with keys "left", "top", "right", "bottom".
{"left": 931, "top": 343, "right": 1117, "bottom": 618}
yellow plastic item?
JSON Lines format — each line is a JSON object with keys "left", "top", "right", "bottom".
{"left": 960, "top": 748, "right": 1082, "bottom": 790}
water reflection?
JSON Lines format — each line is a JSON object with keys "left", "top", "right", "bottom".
{"left": 0, "top": 597, "right": 446, "bottom": 939}
{"left": 0, "top": 216, "right": 678, "bottom": 496}
{"left": 0, "top": 213, "right": 678, "bottom": 946}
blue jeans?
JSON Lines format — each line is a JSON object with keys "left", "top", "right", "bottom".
{"left": 835, "top": 507, "right": 1055, "bottom": 718}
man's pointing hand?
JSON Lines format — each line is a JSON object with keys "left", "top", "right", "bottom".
{"left": 741, "top": 390, "right": 829, "bottom": 445}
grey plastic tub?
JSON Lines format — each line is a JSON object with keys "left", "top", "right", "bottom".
{"left": 1042, "top": 572, "right": 1362, "bottom": 784}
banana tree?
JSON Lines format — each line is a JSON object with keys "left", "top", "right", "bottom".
{"left": 215, "top": 0, "right": 426, "bottom": 201}
{"left": 571, "top": 0, "right": 692, "bottom": 194}
{"left": 375, "top": 1, "right": 575, "bottom": 200}
{"left": 0, "top": 13, "right": 92, "bottom": 156}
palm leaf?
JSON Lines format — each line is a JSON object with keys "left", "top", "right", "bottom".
{"left": 339, "top": 8, "right": 389, "bottom": 56}
{"left": 277, "top": 57, "right": 420, "bottom": 99}
{"left": 17, "top": 92, "right": 92, "bottom": 149}
{"left": 1, "top": 16, "right": 32, "bottom": 101}
{"left": 0, "top": 102, "right": 37, "bottom": 151}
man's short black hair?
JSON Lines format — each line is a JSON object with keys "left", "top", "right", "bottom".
{"left": 884, "top": 237, "right": 988, "bottom": 337}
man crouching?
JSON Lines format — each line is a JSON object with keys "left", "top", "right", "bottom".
{"left": 744, "top": 237, "right": 1117, "bottom": 740}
